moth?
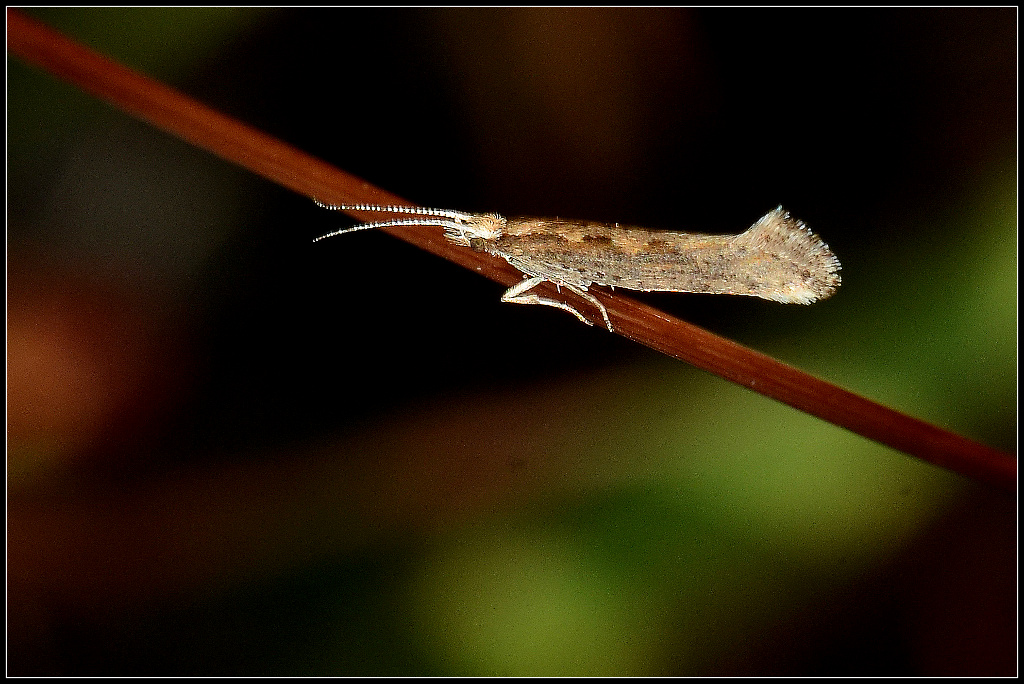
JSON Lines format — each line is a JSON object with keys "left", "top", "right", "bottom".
{"left": 313, "top": 201, "right": 841, "bottom": 332}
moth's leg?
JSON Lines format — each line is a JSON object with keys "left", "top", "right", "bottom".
{"left": 501, "top": 277, "right": 613, "bottom": 332}
{"left": 563, "top": 284, "right": 612, "bottom": 332}
{"left": 501, "top": 277, "right": 592, "bottom": 327}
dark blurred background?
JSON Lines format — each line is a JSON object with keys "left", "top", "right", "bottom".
{"left": 7, "top": 8, "right": 1016, "bottom": 675}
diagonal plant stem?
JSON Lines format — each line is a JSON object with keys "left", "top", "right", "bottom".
{"left": 7, "top": 9, "right": 1015, "bottom": 492}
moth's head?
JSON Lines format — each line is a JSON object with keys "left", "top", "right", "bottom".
{"left": 443, "top": 213, "right": 505, "bottom": 247}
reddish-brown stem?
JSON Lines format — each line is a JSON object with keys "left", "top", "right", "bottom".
{"left": 7, "top": 9, "right": 1015, "bottom": 492}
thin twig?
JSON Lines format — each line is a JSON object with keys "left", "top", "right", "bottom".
{"left": 7, "top": 9, "right": 1015, "bottom": 492}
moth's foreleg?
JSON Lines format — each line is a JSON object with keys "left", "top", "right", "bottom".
{"left": 501, "top": 277, "right": 613, "bottom": 332}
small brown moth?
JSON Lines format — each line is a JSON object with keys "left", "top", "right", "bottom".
{"left": 313, "top": 201, "right": 841, "bottom": 331}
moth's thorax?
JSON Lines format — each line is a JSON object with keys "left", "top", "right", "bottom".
{"left": 443, "top": 213, "right": 505, "bottom": 247}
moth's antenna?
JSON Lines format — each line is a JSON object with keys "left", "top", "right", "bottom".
{"left": 313, "top": 199, "right": 479, "bottom": 222}
{"left": 312, "top": 199, "right": 485, "bottom": 243}
{"left": 313, "top": 217, "right": 471, "bottom": 243}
